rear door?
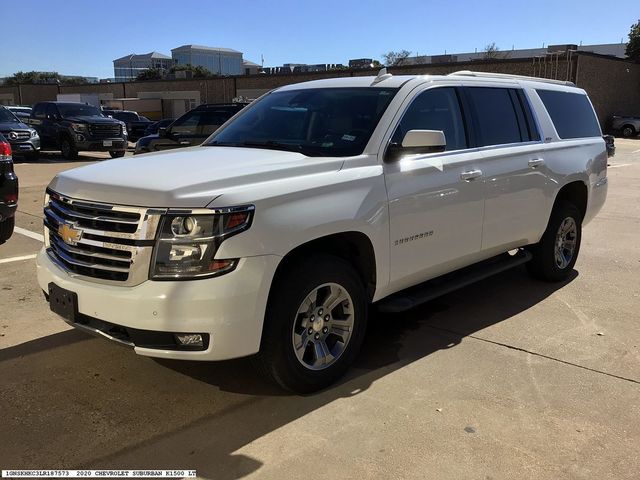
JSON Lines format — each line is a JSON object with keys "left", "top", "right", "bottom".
{"left": 383, "top": 85, "right": 486, "bottom": 289}
{"left": 462, "top": 86, "right": 549, "bottom": 252}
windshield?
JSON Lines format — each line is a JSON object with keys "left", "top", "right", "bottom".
{"left": 205, "top": 87, "right": 398, "bottom": 157}
{"left": 0, "top": 108, "right": 19, "bottom": 123}
{"left": 57, "top": 104, "right": 103, "bottom": 118}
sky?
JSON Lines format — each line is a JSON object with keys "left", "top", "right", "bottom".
{"left": 0, "top": 0, "right": 635, "bottom": 78}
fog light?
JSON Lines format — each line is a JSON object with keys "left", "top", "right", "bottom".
{"left": 175, "top": 333, "right": 204, "bottom": 347}
{"left": 76, "top": 134, "right": 85, "bottom": 141}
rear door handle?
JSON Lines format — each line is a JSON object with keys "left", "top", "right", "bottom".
{"left": 460, "top": 169, "right": 483, "bottom": 181}
{"left": 528, "top": 158, "right": 545, "bottom": 168}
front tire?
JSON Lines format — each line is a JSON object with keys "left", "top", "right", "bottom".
{"left": 60, "top": 137, "right": 78, "bottom": 160}
{"left": 255, "top": 255, "right": 368, "bottom": 393}
{"left": 527, "top": 202, "right": 582, "bottom": 282}
{"left": 109, "top": 150, "right": 125, "bottom": 158}
{"left": 0, "top": 216, "right": 15, "bottom": 244}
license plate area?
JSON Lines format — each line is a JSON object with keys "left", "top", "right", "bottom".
{"left": 48, "top": 283, "right": 78, "bottom": 322}
{"left": 103, "top": 140, "right": 113, "bottom": 147}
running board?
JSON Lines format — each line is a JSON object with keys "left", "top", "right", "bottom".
{"left": 377, "top": 250, "right": 532, "bottom": 313}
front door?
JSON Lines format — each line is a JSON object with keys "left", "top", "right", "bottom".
{"left": 383, "top": 86, "right": 486, "bottom": 290}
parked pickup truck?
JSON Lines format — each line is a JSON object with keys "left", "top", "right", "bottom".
{"left": 29, "top": 102, "right": 128, "bottom": 159}
{"left": 37, "top": 70, "right": 608, "bottom": 393}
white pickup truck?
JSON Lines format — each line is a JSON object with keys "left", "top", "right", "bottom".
{"left": 37, "top": 70, "right": 608, "bottom": 392}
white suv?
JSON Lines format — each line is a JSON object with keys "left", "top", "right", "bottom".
{"left": 37, "top": 70, "right": 608, "bottom": 392}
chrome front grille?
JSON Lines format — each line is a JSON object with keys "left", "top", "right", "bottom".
{"left": 1, "top": 130, "right": 31, "bottom": 142}
{"left": 89, "top": 124, "right": 122, "bottom": 138}
{"left": 44, "top": 191, "right": 164, "bottom": 286}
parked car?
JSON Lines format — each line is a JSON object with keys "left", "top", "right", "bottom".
{"left": 134, "top": 103, "right": 246, "bottom": 154}
{"left": 144, "top": 118, "right": 175, "bottom": 136}
{"left": 28, "top": 102, "right": 127, "bottom": 159}
{"left": 610, "top": 115, "right": 640, "bottom": 138}
{"left": 38, "top": 71, "right": 608, "bottom": 393}
{"left": 6, "top": 106, "right": 32, "bottom": 122}
{"left": 0, "top": 133, "right": 18, "bottom": 244}
{"left": 0, "top": 106, "right": 40, "bottom": 160}
{"left": 102, "top": 109, "right": 153, "bottom": 142}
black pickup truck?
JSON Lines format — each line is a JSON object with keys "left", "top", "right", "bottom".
{"left": 102, "top": 109, "right": 153, "bottom": 142}
{"left": 29, "top": 102, "right": 128, "bottom": 159}
{"left": 0, "top": 133, "right": 18, "bottom": 243}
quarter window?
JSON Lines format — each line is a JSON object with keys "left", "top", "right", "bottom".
{"left": 536, "top": 89, "right": 600, "bottom": 139}
{"left": 392, "top": 87, "right": 467, "bottom": 151}
{"left": 465, "top": 87, "right": 523, "bottom": 146}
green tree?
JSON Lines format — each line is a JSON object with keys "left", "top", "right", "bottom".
{"left": 4, "top": 71, "right": 61, "bottom": 85}
{"left": 136, "top": 68, "right": 163, "bottom": 81}
{"left": 626, "top": 19, "right": 640, "bottom": 62}
{"left": 382, "top": 50, "right": 411, "bottom": 66}
{"left": 169, "top": 64, "right": 213, "bottom": 78}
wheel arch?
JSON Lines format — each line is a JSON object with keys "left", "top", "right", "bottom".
{"left": 270, "top": 231, "right": 377, "bottom": 303}
{"left": 552, "top": 180, "right": 588, "bottom": 220}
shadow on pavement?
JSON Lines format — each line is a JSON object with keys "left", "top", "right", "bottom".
{"left": 0, "top": 266, "right": 577, "bottom": 479}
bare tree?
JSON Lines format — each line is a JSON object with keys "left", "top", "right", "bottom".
{"left": 482, "top": 43, "right": 510, "bottom": 60}
{"left": 382, "top": 50, "right": 412, "bottom": 66}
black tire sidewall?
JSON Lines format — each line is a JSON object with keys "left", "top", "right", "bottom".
{"left": 0, "top": 216, "right": 15, "bottom": 243}
{"left": 529, "top": 202, "right": 582, "bottom": 281}
{"left": 262, "top": 255, "right": 368, "bottom": 393}
{"left": 61, "top": 138, "right": 77, "bottom": 159}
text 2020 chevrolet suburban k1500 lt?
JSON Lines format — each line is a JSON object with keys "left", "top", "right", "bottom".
{"left": 37, "top": 70, "right": 608, "bottom": 393}
{"left": 29, "top": 102, "right": 128, "bottom": 160}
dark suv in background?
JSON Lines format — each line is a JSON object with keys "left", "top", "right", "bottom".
{"left": 29, "top": 102, "right": 127, "bottom": 159}
{"left": 102, "top": 109, "right": 153, "bottom": 142}
{"left": 134, "top": 103, "right": 247, "bottom": 154}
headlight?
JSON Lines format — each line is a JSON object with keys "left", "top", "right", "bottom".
{"left": 30, "top": 129, "right": 39, "bottom": 138}
{"left": 150, "top": 206, "right": 254, "bottom": 280}
{"left": 70, "top": 123, "right": 88, "bottom": 133}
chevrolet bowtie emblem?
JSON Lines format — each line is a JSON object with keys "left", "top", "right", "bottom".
{"left": 58, "top": 223, "right": 83, "bottom": 246}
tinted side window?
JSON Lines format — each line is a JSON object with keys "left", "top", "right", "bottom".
{"left": 466, "top": 87, "right": 523, "bottom": 146}
{"left": 46, "top": 104, "right": 59, "bottom": 118}
{"left": 392, "top": 87, "right": 466, "bottom": 151}
{"left": 32, "top": 104, "right": 47, "bottom": 119}
{"left": 536, "top": 90, "right": 600, "bottom": 139}
{"left": 115, "top": 112, "right": 138, "bottom": 122}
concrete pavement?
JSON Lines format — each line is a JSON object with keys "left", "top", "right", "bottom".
{"left": 0, "top": 141, "right": 638, "bottom": 479}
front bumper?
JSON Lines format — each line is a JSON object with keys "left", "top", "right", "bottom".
{"left": 9, "top": 137, "right": 40, "bottom": 154}
{"left": 75, "top": 138, "right": 127, "bottom": 152}
{"left": 36, "top": 248, "right": 280, "bottom": 360}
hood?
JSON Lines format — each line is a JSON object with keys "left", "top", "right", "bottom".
{"left": 48, "top": 146, "right": 344, "bottom": 207}
{"left": 64, "top": 115, "right": 121, "bottom": 124}
{"left": 0, "top": 120, "right": 31, "bottom": 131}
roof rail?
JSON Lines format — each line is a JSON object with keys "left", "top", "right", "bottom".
{"left": 448, "top": 70, "right": 575, "bottom": 86}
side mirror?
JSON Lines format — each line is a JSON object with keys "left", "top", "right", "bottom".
{"left": 158, "top": 126, "right": 168, "bottom": 137}
{"left": 386, "top": 130, "right": 446, "bottom": 161}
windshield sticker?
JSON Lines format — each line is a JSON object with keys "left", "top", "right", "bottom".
{"left": 341, "top": 134, "right": 356, "bottom": 141}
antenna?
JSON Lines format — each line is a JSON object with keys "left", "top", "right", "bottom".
{"left": 371, "top": 67, "right": 392, "bottom": 85}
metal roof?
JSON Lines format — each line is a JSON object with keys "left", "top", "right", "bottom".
{"left": 171, "top": 45, "right": 242, "bottom": 54}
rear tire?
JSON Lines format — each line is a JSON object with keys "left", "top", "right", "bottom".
{"left": 0, "top": 216, "right": 15, "bottom": 244}
{"left": 527, "top": 202, "right": 582, "bottom": 282}
{"left": 60, "top": 137, "right": 78, "bottom": 160}
{"left": 254, "top": 255, "right": 368, "bottom": 393}
{"left": 109, "top": 150, "right": 125, "bottom": 158}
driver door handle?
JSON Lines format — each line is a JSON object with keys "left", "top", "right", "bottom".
{"left": 528, "top": 158, "right": 545, "bottom": 168}
{"left": 460, "top": 169, "right": 483, "bottom": 181}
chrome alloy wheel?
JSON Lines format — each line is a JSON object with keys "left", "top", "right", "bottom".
{"left": 291, "top": 282, "right": 355, "bottom": 371}
{"left": 554, "top": 217, "right": 577, "bottom": 269}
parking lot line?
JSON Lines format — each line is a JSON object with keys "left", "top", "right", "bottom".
{"left": 0, "top": 253, "right": 38, "bottom": 264}
{"left": 14, "top": 226, "right": 44, "bottom": 243}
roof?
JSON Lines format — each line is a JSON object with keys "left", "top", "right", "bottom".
{"left": 171, "top": 45, "right": 242, "bottom": 54}
{"left": 113, "top": 51, "right": 171, "bottom": 62}
{"left": 243, "top": 60, "right": 261, "bottom": 67}
{"left": 274, "top": 71, "right": 584, "bottom": 92}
